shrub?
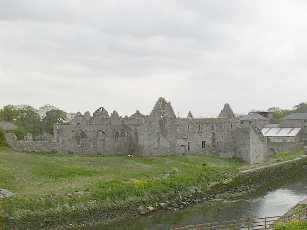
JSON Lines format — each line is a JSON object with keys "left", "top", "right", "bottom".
{"left": 0, "top": 128, "right": 7, "bottom": 146}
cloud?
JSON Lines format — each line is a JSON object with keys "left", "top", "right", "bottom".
{"left": 1, "top": 0, "right": 307, "bottom": 116}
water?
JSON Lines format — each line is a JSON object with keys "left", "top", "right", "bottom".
{"left": 87, "top": 176, "right": 307, "bottom": 230}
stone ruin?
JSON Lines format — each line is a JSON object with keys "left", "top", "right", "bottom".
{"left": 5, "top": 97, "right": 276, "bottom": 164}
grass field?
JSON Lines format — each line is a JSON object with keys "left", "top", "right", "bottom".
{"left": 0, "top": 147, "right": 244, "bottom": 228}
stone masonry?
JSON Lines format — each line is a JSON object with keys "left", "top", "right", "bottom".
{"left": 5, "top": 97, "right": 272, "bottom": 164}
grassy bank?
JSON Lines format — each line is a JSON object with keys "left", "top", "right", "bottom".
{"left": 275, "top": 220, "right": 307, "bottom": 229}
{"left": 275, "top": 202, "right": 307, "bottom": 230}
{"left": 0, "top": 147, "right": 244, "bottom": 229}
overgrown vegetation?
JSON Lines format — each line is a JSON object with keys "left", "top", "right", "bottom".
{"left": 272, "top": 109, "right": 292, "bottom": 123}
{"left": 0, "top": 128, "right": 7, "bottom": 146}
{"left": 272, "top": 150, "right": 305, "bottom": 162}
{"left": 0, "top": 105, "right": 66, "bottom": 139}
{"left": 269, "top": 102, "right": 307, "bottom": 123}
{"left": 275, "top": 220, "right": 307, "bottom": 229}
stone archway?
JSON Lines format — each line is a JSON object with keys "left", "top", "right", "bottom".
{"left": 74, "top": 130, "right": 87, "bottom": 147}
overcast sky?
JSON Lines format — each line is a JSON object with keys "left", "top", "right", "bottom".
{"left": 1, "top": 0, "right": 307, "bottom": 117}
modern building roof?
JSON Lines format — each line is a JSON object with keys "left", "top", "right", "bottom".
{"left": 261, "top": 127, "right": 301, "bottom": 137}
{"left": 284, "top": 113, "right": 307, "bottom": 120}
{"left": 240, "top": 113, "right": 269, "bottom": 121}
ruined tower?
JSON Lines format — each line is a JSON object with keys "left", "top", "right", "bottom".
{"left": 218, "top": 103, "right": 235, "bottom": 119}
{"left": 150, "top": 97, "right": 176, "bottom": 119}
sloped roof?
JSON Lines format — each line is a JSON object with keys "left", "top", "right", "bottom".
{"left": 284, "top": 113, "right": 307, "bottom": 120}
{"left": 261, "top": 127, "right": 301, "bottom": 137}
{"left": 264, "top": 124, "right": 280, "bottom": 128}
{"left": 240, "top": 113, "right": 268, "bottom": 121}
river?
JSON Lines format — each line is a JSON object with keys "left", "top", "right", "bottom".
{"left": 86, "top": 175, "right": 307, "bottom": 230}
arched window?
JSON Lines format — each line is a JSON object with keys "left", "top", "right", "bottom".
{"left": 115, "top": 131, "right": 119, "bottom": 141}
{"left": 120, "top": 129, "right": 126, "bottom": 137}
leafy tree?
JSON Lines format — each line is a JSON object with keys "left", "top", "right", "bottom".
{"left": 0, "top": 105, "right": 69, "bottom": 139}
{"left": 14, "top": 127, "right": 29, "bottom": 140}
{"left": 14, "top": 106, "right": 42, "bottom": 138}
{"left": 272, "top": 109, "right": 291, "bottom": 123}
{"left": 0, "top": 105, "right": 20, "bottom": 122}
{"left": 294, "top": 103, "right": 307, "bottom": 113}
{"left": 42, "top": 109, "right": 67, "bottom": 134}
{"left": 268, "top": 102, "right": 307, "bottom": 123}
{"left": 268, "top": 107, "right": 281, "bottom": 112}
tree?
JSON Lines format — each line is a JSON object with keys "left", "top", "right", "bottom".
{"left": 15, "top": 106, "right": 42, "bottom": 138}
{"left": 0, "top": 105, "right": 43, "bottom": 139}
{"left": 268, "top": 107, "right": 281, "bottom": 112}
{"left": 294, "top": 103, "right": 307, "bottom": 113}
{"left": 0, "top": 105, "right": 20, "bottom": 122}
{"left": 272, "top": 110, "right": 291, "bottom": 123}
{"left": 42, "top": 109, "right": 67, "bottom": 134}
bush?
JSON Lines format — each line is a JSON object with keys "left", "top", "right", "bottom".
{"left": 0, "top": 128, "right": 7, "bottom": 146}
{"left": 273, "top": 151, "right": 304, "bottom": 162}
{"left": 14, "top": 127, "right": 27, "bottom": 140}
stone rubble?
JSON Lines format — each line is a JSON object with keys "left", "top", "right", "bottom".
{"left": 0, "top": 189, "right": 15, "bottom": 199}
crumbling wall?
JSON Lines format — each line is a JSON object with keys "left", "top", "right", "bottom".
{"left": 233, "top": 127, "right": 251, "bottom": 162}
{"left": 3, "top": 98, "right": 279, "bottom": 164}
{"left": 175, "top": 117, "right": 240, "bottom": 157}
{"left": 249, "top": 126, "right": 269, "bottom": 164}
{"left": 233, "top": 126, "right": 268, "bottom": 164}
{"left": 5, "top": 133, "right": 58, "bottom": 152}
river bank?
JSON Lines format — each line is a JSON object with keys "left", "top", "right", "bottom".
{"left": 83, "top": 156, "right": 307, "bottom": 230}
{"left": 274, "top": 198, "right": 307, "bottom": 229}
{"left": 0, "top": 147, "right": 306, "bottom": 230}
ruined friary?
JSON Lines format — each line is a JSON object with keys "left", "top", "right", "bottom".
{"left": 4, "top": 97, "right": 305, "bottom": 164}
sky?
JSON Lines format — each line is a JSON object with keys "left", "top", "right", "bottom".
{"left": 1, "top": 0, "right": 307, "bottom": 117}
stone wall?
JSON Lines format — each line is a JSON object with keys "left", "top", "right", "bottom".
{"left": 208, "top": 155, "right": 307, "bottom": 197}
{"left": 268, "top": 141, "right": 304, "bottom": 154}
{"left": 5, "top": 133, "right": 58, "bottom": 153}
{"left": 175, "top": 117, "right": 239, "bottom": 156}
{"left": 249, "top": 126, "right": 269, "bottom": 163}
{"left": 233, "top": 126, "right": 269, "bottom": 164}
{"left": 5, "top": 97, "right": 291, "bottom": 164}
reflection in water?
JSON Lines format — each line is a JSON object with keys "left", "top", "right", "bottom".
{"left": 85, "top": 177, "right": 307, "bottom": 230}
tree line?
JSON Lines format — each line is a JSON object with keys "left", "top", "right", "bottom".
{"left": 0, "top": 105, "right": 67, "bottom": 142}
{"left": 269, "top": 102, "right": 307, "bottom": 123}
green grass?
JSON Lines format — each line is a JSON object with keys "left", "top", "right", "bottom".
{"left": 275, "top": 220, "right": 307, "bottom": 229}
{"left": 272, "top": 150, "right": 305, "bottom": 162}
{"left": 0, "top": 147, "right": 304, "bottom": 229}
{"left": 240, "top": 150, "right": 305, "bottom": 171}
{"left": 0, "top": 147, "right": 243, "bottom": 228}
